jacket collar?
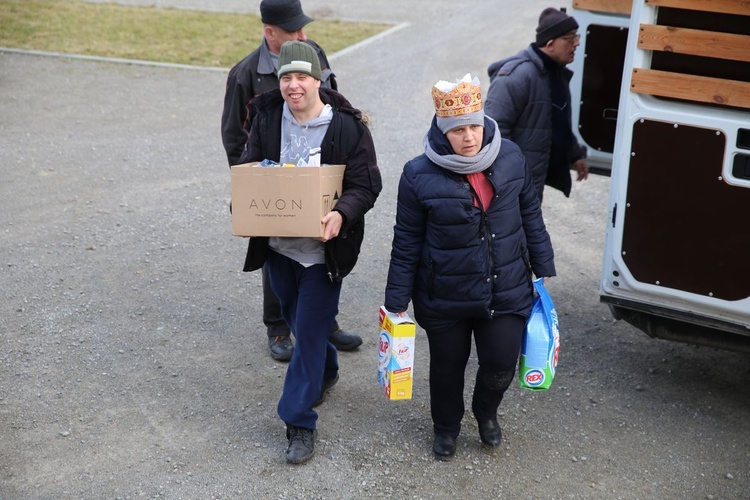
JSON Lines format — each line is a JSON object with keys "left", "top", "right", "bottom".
{"left": 526, "top": 44, "right": 574, "bottom": 80}
{"left": 256, "top": 38, "right": 277, "bottom": 76}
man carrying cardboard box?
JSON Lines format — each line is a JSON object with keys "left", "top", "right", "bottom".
{"left": 221, "top": 0, "right": 362, "bottom": 362}
{"left": 237, "top": 41, "right": 382, "bottom": 464}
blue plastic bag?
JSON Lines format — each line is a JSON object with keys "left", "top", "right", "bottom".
{"left": 518, "top": 278, "right": 560, "bottom": 391}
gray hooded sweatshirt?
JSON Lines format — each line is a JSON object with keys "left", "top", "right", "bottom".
{"left": 268, "top": 103, "right": 333, "bottom": 266}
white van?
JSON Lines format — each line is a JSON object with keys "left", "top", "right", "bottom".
{"left": 570, "top": 0, "right": 750, "bottom": 351}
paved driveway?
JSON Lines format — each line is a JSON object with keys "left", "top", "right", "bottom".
{"left": 2, "top": 1, "right": 749, "bottom": 498}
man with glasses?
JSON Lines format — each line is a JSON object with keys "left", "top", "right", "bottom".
{"left": 485, "top": 7, "right": 589, "bottom": 202}
{"left": 222, "top": 0, "right": 363, "bottom": 362}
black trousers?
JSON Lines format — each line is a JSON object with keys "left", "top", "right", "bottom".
{"left": 262, "top": 263, "right": 340, "bottom": 338}
{"left": 426, "top": 314, "right": 526, "bottom": 437}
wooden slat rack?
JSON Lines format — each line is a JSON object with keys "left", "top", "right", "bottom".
{"left": 573, "top": 0, "right": 633, "bottom": 15}
{"left": 630, "top": 1, "right": 750, "bottom": 109}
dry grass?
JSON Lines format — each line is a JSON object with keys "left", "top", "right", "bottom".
{"left": 0, "top": 0, "right": 389, "bottom": 67}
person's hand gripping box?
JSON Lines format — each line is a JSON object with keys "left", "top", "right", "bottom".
{"left": 377, "top": 306, "right": 416, "bottom": 400}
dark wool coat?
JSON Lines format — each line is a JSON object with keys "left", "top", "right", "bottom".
{"left": 221, "top": 39, "right": 336, "bottom": 167}
{"left": 384, "top": 118, "right": 556, "bottom": 332}
{"left": 485, "top": 44, "right": 586, "bottom": 198}
{"left": 238, "top": 88, "right": 382, "bottom": 282}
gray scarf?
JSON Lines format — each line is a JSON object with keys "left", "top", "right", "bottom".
{"left": 423, "top": 118, "right": 502, "bottom": 174}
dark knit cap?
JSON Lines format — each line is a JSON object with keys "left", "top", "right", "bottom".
{"left": 260, "top": 0, "right": 313, "bottom": 32}
{"left": 277, "top": 41, "right": 323, "bottom": 80}
{"left": 535, "top": 7, "right": 579, "bottom": 46}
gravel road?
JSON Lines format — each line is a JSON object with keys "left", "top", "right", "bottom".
{"left": 2, "top": 1, "right": 749, "bottom": 498}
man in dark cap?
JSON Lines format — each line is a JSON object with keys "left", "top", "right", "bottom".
{"left": 485, "top": 6, "right": 589, "bottom": 202}
{"left": 221, "top": 0, "right": 363, "bottom": 362}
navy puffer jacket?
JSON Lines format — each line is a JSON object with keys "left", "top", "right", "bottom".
{"left": 384, "top": 117, "right": 556, "bottom": 332}
{"left": 485, "top": 44, "right": 586, "bottom": 198}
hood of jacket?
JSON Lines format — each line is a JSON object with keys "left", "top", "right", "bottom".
{"left": 425, "top": 115, "right": 496, "bottom": 156}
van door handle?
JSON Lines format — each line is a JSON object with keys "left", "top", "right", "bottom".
{"left": 602, "top": 108, "right": 618, "bottom": 121}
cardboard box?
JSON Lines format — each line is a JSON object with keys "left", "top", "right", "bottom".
{"left": 377, "top": 306, "right": 416, "bottom": 400}
{"left": 231, "top": 163, "right": 345, "bottom": 237}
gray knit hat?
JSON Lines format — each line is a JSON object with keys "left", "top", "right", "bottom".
{"left": 436, "top": 111, "right": 485, "bottom": 134}
{"left": 277, "top": 41, "right": 322, "bottom": 80}
{"left": 535, "top": 7, "right": 579, "bottom": 46}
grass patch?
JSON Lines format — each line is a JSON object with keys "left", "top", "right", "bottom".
{"left": 0, "top": 0, "right": 389, "bottom": 67}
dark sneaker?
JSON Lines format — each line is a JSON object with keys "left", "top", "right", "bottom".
{"left": 285, "top": 425, "right": 317, "bottom": 464}
{"left": 268, "top": 336, "right": 293, "bottom": 362}
{"left": 328, "top": 329, "right": 362, "bottom": 351}
{"left": 313, "top": 373, "right": 339, "bottom": 407}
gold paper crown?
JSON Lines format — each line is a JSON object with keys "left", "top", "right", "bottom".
{"left": 432, "top": 81, "right": 483, "bottom": 118}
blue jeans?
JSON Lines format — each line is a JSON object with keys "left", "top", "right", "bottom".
{"left": 262, "top": 263, "right": 341, "bottom": 338}
{"left": 266, "top": 250, "right": 341, "bottom": 429}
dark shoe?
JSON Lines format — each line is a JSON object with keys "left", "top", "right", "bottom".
{"left": 285, "top": 425, "right": 317, "bottom": 464}
{"left": 268, "top": 335, "right": 293, "bottom": 362}
{"left": 328, "top": 329, "right": 362, "bottom": 351}
{"left": 313, "top": 373, "right": 339, "bottom": 407}
{"left": 432, "top": 434, "right": 456, "bottom": 460}
{"left": 478, "top": 418, "right": 502, "bottom": 447}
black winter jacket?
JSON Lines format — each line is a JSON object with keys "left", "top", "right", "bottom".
{"left": 485, "top": 44, "right": 586, "bottom": 198}
{"left": 238, "top": 88, "right": 382, "bottom": 282}
{"left": 220, "top": 39, "right": 336, "bottom": 167}
{"left": 384, "top": 118, "right": 555, "bottom": 332}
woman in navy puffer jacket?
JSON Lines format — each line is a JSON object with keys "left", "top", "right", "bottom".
{"left": 384, "top": 76, "right": 555, "bottom": 460}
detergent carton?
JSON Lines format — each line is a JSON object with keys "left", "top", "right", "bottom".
{"left": 377, "top": 306, "right": 416, "bottom": 400}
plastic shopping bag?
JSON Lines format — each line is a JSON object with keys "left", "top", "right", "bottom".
{"left": 518, "top": 278, "right": 560, "bottom": 391}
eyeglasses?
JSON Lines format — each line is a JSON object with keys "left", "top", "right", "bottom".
{"left": 559, "top": 33, "right": 580, "bottom": 43}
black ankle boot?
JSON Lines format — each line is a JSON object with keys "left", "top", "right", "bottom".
{"left": 432, "top": 434, "right": 456, "bottom": 460}
{"left": 477, "top": 418, "right": 502, "bottom": 447}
